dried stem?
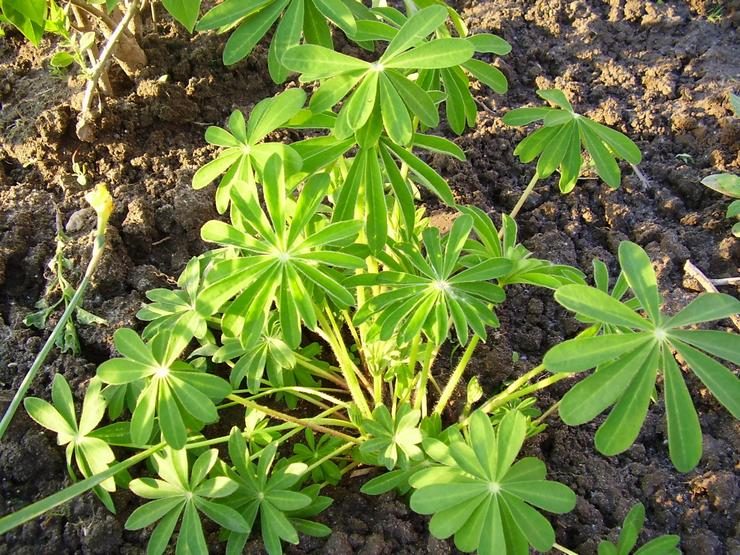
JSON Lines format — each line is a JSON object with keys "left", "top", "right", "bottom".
{"left": 683, "top": 260, "right": 740, "bottom": 330}
{"left": 509, "top": 172, "right": 540, "bottom": 220}
{"left": 68, "top": 0, "right": 123, "bottom": 32}
{"left": 76, "top": 0, "right": 143, "bottom": 141}
{"left": 69, "top": 5, "right": 113, "bottom": 96}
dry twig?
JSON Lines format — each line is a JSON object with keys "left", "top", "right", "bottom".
{"left": 683, "top": 260, "right": 740, "bottom": 330}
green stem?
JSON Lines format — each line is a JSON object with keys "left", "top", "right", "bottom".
{"left": 484, "top": 373, "right": 572, "bottom": 413}
{"left": 407, "top": 335, "right": 421, "bottom": 378}
{"left": 302, "top": 442, "right": 354, "bottom": 476}
{"left": 324, "top": 307, "right": 373, "bottom": 395}
{"left": 294, "top": 354, "right": 348, "bottom": 390}
{"left": 315, "top": 307, "right": 372, "bottom": 417}
{"left": 433, "top": 335, "right": 480, "bottom": 416}
{"left": 0, "top": 218, "right": 108, "bottom": 439}
{"left": 342, "top": 308, "right": 378, "bottom": 404}
{"left": 0, "top": 441, "right": 165, "bottom": 535}
{"left": 508, "top": 172, "right": 540, "bottom": 221}
{"left": 533, "top": 400, "right": 560, "bottom": 427}
{"left": 231, "top": 386, "right": 350, "bottom": 410}
{"left": 553, "top": 542, "right": 580, "bottom": 555}
{"left": 226, "top": 395, "right": 360, "bottom": 444}
{"left": 462, "top": 364, "right": 546, "bottom": 426}
{"left": 190, "top": 406, "right": 347, "bottom": 454}
{"left": 413, "top": 342, "right": 437, "bottom": 415}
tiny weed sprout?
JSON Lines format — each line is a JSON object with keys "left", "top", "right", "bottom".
{"left": 2, "top": 3, "right": 739, "bottom": 555}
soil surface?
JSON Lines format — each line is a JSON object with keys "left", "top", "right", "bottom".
{"left": 1, "top": 0, "right": 738, "bottom": 553}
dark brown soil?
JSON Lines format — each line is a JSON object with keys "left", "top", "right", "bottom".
{"left": 1, "top": 0, "right": 738, "bottom": 553}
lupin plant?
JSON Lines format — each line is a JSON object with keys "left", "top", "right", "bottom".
{"left": 1, "top": 3, "right": 739, "bottom": 555}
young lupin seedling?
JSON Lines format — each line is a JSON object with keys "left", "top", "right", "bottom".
{"left": 503, "top": 89, "right": 642, "bottom": 217}
{"left": 545, "top": 241, "right": 740, "bottom": 472}
{"left": 3, "top": 3, "right": 739, "bottom": 555}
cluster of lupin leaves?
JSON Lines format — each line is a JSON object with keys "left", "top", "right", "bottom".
{"left": 6, "top": 2, "right": 739, "bottom": 554}
{"left": 504, "top": 89, "right": 642, "bottom": 192}
{"left": 24, "top": 375, "right": 119, "bottom": 511}
{"left": 544, "top": 241, "right": 740, "bottom": 472}
{"left": 409, "top": 410, "right": 576, "bottom": 554}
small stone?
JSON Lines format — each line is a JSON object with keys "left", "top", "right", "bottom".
{"left": 65, "top": 208, "right": 96, "bottom": 233}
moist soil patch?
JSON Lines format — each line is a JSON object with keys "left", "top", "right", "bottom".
{"left": 0, "top": 0, "right": 738, "bottom": 553}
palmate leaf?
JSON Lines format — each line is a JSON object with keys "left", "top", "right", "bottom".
{"left": 409, "top": 410, "right": 575, "bottom": 555}
{"left": 544, "top": 241, "right": 740, "bottom": 472}
{"left": 224, "top": 429, "right": 323, "bottom": 555}
{"left": 96, "top": 325, "right": 231, "bottom": 449}
{"left": 24, "top": 375, "right": 118, "bottom": 510}
{"left": 283, "top": 5, "right": 474, "bottom": 145}
{"left": 125, "top": 448, "right": 249, "bottom": 555}
{"left": 290, "top": 430, "right": 344, "bottom": 484}
{"left": 359, "top": 404, "right": 423, "bottom": 470}
{"left": 213, "top": 316, "right": 296, "bottom": 392}
{"left": 344, "top": 6, "right": 511, "bottom": 136}
{"left": 192, "top": 89, "right": 305, "bottom": 213}
{"left": 137, "top": 256, "right": 209, "bottom": 340}
{"left": 503, "top": 89, "right": 642, "bottom": 192}
{"left": 198, "top": 159, "right": 364, "bottom": 349}
{"left": 347, "top": 214, "right": 511, "bottom": 346}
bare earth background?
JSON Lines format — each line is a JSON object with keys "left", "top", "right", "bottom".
{"left": 0, "top": 0, "right": 738, "bottom": 553}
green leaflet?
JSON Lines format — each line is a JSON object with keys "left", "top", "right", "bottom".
{"left": 2, "top": 0, "right": 46, "bottom": 45}
{"left": 161, "top": 0, "right": 201, "bottom": 32}
{"left": 598, "top": 502, "right": 680, "bottom": 555}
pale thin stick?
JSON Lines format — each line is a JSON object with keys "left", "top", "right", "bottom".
{"left": 631, "top": 163, "right": 651, "bottom": 191}
{"left": 683, "top": 260, "right": 740, "bottom": 330}
{"left": 711, "top": 276, "right": 740, "bottom": 286}
{"left": 69, "top": 6, "right": 113, "bottom": 96}
{"left": 68, "top": 0, "right": 123, "bottom": 32}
